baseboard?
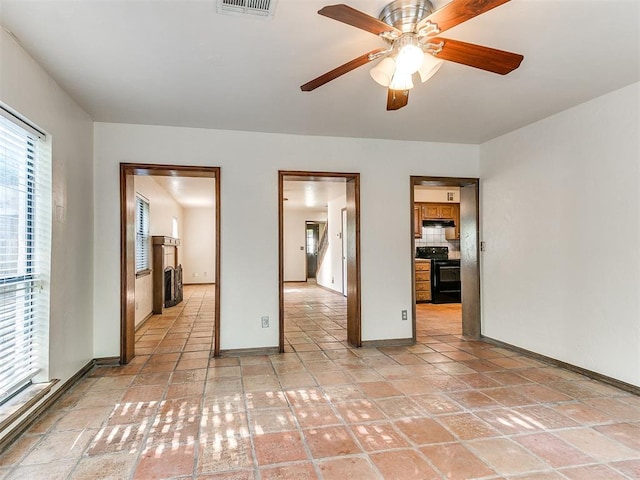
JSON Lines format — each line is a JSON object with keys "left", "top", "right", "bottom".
{"left": 361, "top": 338, "right": 414, "bottom": 348}
{"left": 94, "top": 356, "right": 121, "bottom": 366}
{"left": 0, "top": 358, "right": 95, "bottom": 453}
{"left": 314, "top": 282, "right": 345, "bottom": 296}
{"left": 134, "top": 312, "right": 154, "bottom": 332}
{"left": 219, "top": 347, "right": 280, "bottom": 357}
{"left": 183, "top": 282, "right": 216, "bottom": 286}
{"left": 482, "top": 336, "right": 640, "bottom": 396}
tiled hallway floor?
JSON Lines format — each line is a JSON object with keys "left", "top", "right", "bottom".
{"left": 2, "top": 283, "right": 640, "bottom": 479}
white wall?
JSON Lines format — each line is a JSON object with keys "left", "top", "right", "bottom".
{"left": 133, "top": 176, "right": 184, "bottom": 326}
{"left": 284, "top": 207, "right": 327, "bottom": 282}
{"left": 0, "top": 31, "right": 94, "bottom": 389}
{"left": 480, "top": 82, "right": 640, "bottom": 387}
{"left": 182, "top": 206, "right": 216, "bottom": 284}
{"left": 317, "top": 194, "right": 346, "bottom": 294}
{"left": 94, "top": 123, "right": 478, "bottom": 353}
{"left": 414, "top": 187, "right": 460, "bottom": 203}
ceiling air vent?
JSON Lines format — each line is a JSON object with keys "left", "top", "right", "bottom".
{"left": 217, "top": 0, "right": 277, "bottom": 17}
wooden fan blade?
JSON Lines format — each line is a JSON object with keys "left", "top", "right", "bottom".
{"left": 301, "top": 48, "right": 386, "bottom": 92}
{"left": 432, "top": 37, "right": 523, "bottom": 74}
{"left": 387, "top": 89, "right": 409, "bottom": 110}
{"left": 418, "top": 0, "right": 510, "bottom": 36}
{"left": 319, "top": 4, "right": 401, "bottom": 36}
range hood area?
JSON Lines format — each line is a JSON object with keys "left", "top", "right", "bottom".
{"left": 422, "top": 219, "right": 455, "bottom": 228}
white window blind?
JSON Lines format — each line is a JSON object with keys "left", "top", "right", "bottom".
{"left": 135, "top": 195, "right": 150, "bottom": 273}
{"left": 0, "top": 108, "right": 51, "bottom": 404}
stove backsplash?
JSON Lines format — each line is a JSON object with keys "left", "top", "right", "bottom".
{"left": 416, "top": 226, "right": 461, "bottom": 259}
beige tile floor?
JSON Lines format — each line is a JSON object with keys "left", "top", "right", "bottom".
{"left": 1, "top": 282, "right": 639, "bottom": 479}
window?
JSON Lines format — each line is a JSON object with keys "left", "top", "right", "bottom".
{"left": 0, "top": 107, "right": 51, "bottom": 404}
{"left": 172, "top": 217, "right": 178, "bottom": 240}
{"left": 135, "top": 195, "right": 150, "bottom": 274}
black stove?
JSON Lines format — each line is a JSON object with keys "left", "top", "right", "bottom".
{"left": 416, "top": 246, "right": 461, "bottom": 304}
{"left": 416, "top": 246, "right": 449, "bottom": 260}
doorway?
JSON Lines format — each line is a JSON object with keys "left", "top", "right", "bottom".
{"left": 341, "top": 207, "right": 347, "bottom": 296}
{"left": 305, "top": 222, "right": 320, "bottom": 279}
{"left": 279, "top": 171, "right": 361, "bottom": 351}
{"left": 120, "top": 164, "right": 221, "bottom": 363}
{"left": 410, "top": 176, "right": 480, "bottom": 340}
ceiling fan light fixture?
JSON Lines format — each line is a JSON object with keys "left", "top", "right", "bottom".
{"left": 370, "top": 57, "right": 396, "bottom": 87}
{"left": 394, "top": 34, "right": 424, "bottom": 74}
{"left": 418, "top": 53, "right": 443, "bottom": 83}
{"left": 389, "top": 71, "right": 414, "bottom": 90}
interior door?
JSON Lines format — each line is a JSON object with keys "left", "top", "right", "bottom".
{"left": 306, "top": 223, "right": 319, "bottom": 279}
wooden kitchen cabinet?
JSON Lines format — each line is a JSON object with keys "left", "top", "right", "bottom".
{"left": 418, "top": 202, "right": 460, "bottom": 240}
{"left": 414, "top": 205, "right": 422, "bottom": 238}
{"left": 422, "top": 204, "right": 440, "bottom": 219}
{"left": 415, "top": 260, "right": 431, "bottom": 302}
{"left": 445, "top": 204, "right": 460, "bottom": 240}
{"left": 422, "top": 203, "right": 455, "bottom": 220}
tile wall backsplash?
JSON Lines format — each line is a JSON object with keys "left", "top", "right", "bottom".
{"left": 416, "top": 227, "right": 461, "bottom": 259}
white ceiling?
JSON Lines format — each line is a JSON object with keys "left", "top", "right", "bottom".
{"left": 1, "top": 0, "right": 638, "bottom": 144}
{"left": 283, "top": 180, "right": 346, "bottom": 210}
{"left": 151, "top": 176, "right": 216, "bottom": 208}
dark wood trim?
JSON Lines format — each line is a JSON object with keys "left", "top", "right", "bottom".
{"left": 410, "top": 177, "right": 481, "bottom": 341}
{"left": 278, "top": 171, "right": 360, "bottom": 181}
{"left": 460, "top": 181, "right": 480, "bottom": 339}
{"left": 93, "top": 356, "right": 121, "bottom": 366}
{"left": 341, "top": 207, "right": 347, "bottom": 297}
{"left": 214, "top": 169, "right": 221, "bottom": 357}
{"left": 135, "top": 269, "right": 151, "bottom": 279}
{"left": 219, "top": 347, "right": 280, "bottom": 357}
{"left": 346, "top": 176, "right": 361, "bottom": 347}
{"left": 482, "top": 336, "right": 640, "bottom": 396}
{"left": 278, "top": 173, "right": 285, "bottom": 353}
{"left": 120, "top": 164, "right": 221, "bottom": 363}
{"left": 361, "top": 338, "right": 413, "bottom": 348}
{"left": 125, "top": 164, "right": 219, "bottom": 177}
{"left": 409, "top": 183, "right": 417, "bottom": 342}
{"left": 120, "top": 165, "right": 135, "bottom": 364}
{"left": 279, "top": 171, "right": 362, "bottom": 351}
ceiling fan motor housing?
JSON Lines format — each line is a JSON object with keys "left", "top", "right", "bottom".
{"left": 378, "top": 0, "right": 434, "bottom": 33}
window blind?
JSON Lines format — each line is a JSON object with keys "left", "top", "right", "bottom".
{"left": 135, "top": 196, "right": 150, "bottom": 272}
{"left": 0, "top": 110, "right": 51, "bottom": 404}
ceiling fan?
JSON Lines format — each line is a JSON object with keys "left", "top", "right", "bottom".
{"left": 300, "top": 0, "right": 524, "bottom": 110}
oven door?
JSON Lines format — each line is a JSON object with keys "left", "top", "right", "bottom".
{"left": 432, "top": 261, "right": 461, "bottom": 304}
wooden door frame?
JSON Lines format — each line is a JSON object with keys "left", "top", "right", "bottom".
{"left": 341, "top": 207, "right": 347, "bottom": 297}
{"left": 279, "top": 171, "right": 361, "bottom": 351}
{"left": 120, "top": 164, "right": 221, "bottom": 364}
{"left": 410, "top": 176, "right": 481, "bottom": 340}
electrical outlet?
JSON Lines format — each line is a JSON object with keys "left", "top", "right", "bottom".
{"left": 135, "top": 301, "right": 139, "bottom": 311}
{"left": 480, "top": 241, "right": 486, "bottom": 252}
{"left": 401, "top": 310, "right": 408, "bottom": 321}
{"left": 261, "top": 316, "right": 269, "bottom": 328}
{"left": 331, "top": 277, "right": 334, "bottom": 284}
